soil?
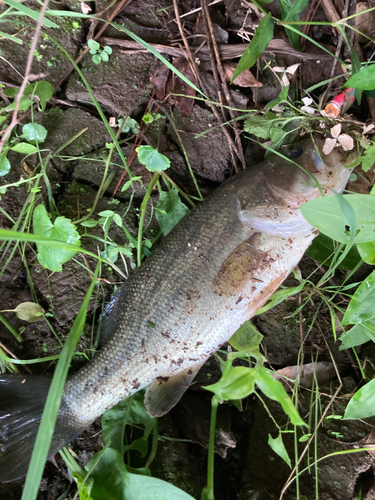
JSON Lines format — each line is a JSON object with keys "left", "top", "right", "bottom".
{"left": 1, "top": 0, "right": 375, "bottom": 499}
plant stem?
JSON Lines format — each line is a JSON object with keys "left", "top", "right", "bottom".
{"left": 202, "top": 395, "right": 219, "bottom": 500}
{"left": 137, "top": 173, "right": 159, "bottom": 267}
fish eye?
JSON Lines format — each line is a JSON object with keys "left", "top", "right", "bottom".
{"left": 283, "top": 145, "right": 303, "bottom": 158}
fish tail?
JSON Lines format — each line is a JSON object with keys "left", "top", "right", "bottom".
{"left": 0, "top": 374, "right": 84, "bottom": 482}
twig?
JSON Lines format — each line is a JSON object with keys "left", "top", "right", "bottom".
{"left": 0, "top": 0, "right": 51, "bottom": 153}
{"left": 202, "top": 0, "right": 246, "bottom": 171}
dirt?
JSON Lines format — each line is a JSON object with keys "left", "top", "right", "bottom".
{"left": 1, "top": 0, "right": 375, "bottom": 499}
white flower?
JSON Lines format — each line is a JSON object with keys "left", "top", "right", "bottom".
{"left": 323, "top": 124, "right": 354, "bottom": 154}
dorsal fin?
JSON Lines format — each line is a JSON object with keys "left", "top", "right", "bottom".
{"left": 144, "top": 364, "right": 202, "bottom": 417}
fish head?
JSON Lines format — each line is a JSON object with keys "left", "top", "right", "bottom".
{"left": 280, "top": 137, "right": 357, "bottom": 201}
{"left": 237, "top": 136, "right": 356, "bottom": 237}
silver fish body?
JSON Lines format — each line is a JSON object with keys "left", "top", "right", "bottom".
{"left": 0, "top": 137, "right": 352, "bottom": 481}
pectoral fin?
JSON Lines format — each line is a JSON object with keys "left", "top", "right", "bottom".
{"left": 144, "top": 365, "right": 202, "bottom": 417}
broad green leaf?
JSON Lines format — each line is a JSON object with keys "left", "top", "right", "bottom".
{"left": 268, "top": 432, "right": 291, "bottom": 467}
{"left": 4, "top": 81, "right": 54, "bottom": 112}
{"left": 101, "top": 392, "right": 156, "bottom": 454}
{"left": 232, "top": 13, "right": 274, "bottom": 81}
{"left": 101, "top": 245, "right": 118, "bottom": 263}
{"left": 92, "top": 54, "right": 101, "bottom": 64}
{"left": 14, "top": 302, "right": 44, "bottom": 322}
{"left": 33, "top": 204, "right": 81, "bottom": 272}
{"left": 305, "top": 233, "right": 361, "bottom": 270}
{"left": 98, "top": 210, "right": 115, "bottom": 217}
{"left": 104, "top": 46, "right": 112, "bottom": 55}
{"left": 100, "top": 51, "right": 109, "bottom": 62}
{"left": 87, "top": 447, "right": 128, "bottom": 500}
{"left": 357, "top": 241, "right": 375, "bottom": 265}
{"left": 125, "top": 472, "right": 196, "bottom": 500}
{"left": 229, "top": 320, "right": 263, "bottom": 352}
{"left": 254, "top": 367, "right": 305, "bottom": 426}
{"left": 344, "top": 378, "right": 375, "bottom": 419}
{"left": 22, "top": 123, "right": 48, "bottom": 142}
{"left": 81, "top": 219, "right": 98, "bottom": 227}
{"left": 136, "top": 146, "right": 170, "bottom": 172}
{"left": 203, "top": 366, "right": 256, "bottom": 401}
{"left": 301, "top": 194, "right": 375, "bottom": 245}
{"left": 88, "top": 39, "right": 100, "bottom": 51}
{"left": 121, "top": 117, "right": 139, "bottom": 134}
{"left": 339, "top": 323, "right": 375, "bottom": 350}
{"left": 0, "top": 154, "right": 11, "bottom": 176}
{"left": 342, "top": 271, "right": 375, "bottom": 325}
{"left": 10, "top": 142, "right": 38, "bottom": 154}
{"left": 280, "top": 0, "right": 308, "bottom": 49}
{"left": 156, "top": 188, "right": 189, "bottom": 235}
{"left": 344, "top": 65, "right": 375, "bottom": 91}
{"left": 243, "top": 115, "right": 274, "bottom": 139}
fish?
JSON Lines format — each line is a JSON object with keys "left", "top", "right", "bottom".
{"left": 0, "top": 137, "right": 353, "bottom": 482}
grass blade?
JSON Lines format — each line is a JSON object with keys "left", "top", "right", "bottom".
{"left": 21, "top": 262, "right": 100, "bottom": 500}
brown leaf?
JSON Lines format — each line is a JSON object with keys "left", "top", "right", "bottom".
{"left": 172, "top": 58, "right": 197, "bottom": 117}
{"left": 150, "top": 62, "right": 170, "bottom": 101}
{"left": 223, "top": 63, "right": 262, "bottom": 87}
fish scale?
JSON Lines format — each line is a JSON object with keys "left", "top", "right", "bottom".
{"left": 0, "top": 137, "right": 354, "bottom": 482}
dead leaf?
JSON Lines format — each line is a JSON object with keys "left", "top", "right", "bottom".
{"left": 81, "top": 2, "right": 92, "bottom": 14}
{"left": 223, "top": 63, "right": 262, "bottom": 87}
{"left": 323, "top": 137, "right": 337, "bottom": 155}
{"left": 172, "top": 58, "right": 197, "bottom": 117}
{"left": 14, "top": 302, "right": 45, "bottom": 322}
{"left": 109, "top": 117, "right": 116, "bottom": 127}
{"left": 273, "top": 362, "right": 336, "bottom": 391}
{"left": 337, "top": 134, "right": 354, "bottom": 151}
{"left": 150, "top": 62, "right": 170, "bottom": 101}
{"left": 330, "top": 123, "right": 342, "bottom": 138}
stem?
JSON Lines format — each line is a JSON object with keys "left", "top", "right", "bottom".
{"left": 202, "top": 395, "right": 219, "bottom": 500}
{"left": 0, "top": 313, "right": 23, "bottom": 342}
{"left": 144, "top": 420, "right": 159, "bottom": 469}
{"left": 137, "top": 173, "right": 160, "bottom": 267}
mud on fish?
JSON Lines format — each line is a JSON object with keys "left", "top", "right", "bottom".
{"left": 0, "top": 137, "right": 354, "bottom": 482}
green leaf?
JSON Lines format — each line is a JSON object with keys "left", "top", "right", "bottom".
{"left": 33, "top": 204, "right": 81, "bottom": 272}
{"left": 342, "top": 271, "right": 375, "bottom": 325}
{"left": 13, "top": 302, "right": 44, "bottom": 322}
{"left": 4, "top": 81, "right": 54, "bottom": 112}
{"left": 243, "top": 115, "right": 273, "bottom": 139}
{"left": 203, "top": 366, "right": 256, "bottom": 401}
{"left": 301, "top": 194, "right": 375, "bottom": 245}
{"left": 80, "top": 219, "right": 98, "bottom": 227}
{"left": 339, "top": 322, "right": 375, "bottom": 350}
{"left": 124, "top": 473, "right": 196, "bottom": 500}
{"left": 121, "top": 117, "right": 139, "bottom": 134}
{"left": 264, "top": 86, "right": 290, "bottom": 110}
{"left": 101, "top": 245, "right": 118, "bottom": 263}
{"left": 0, "top": 31, "right": 22, "bottom": 44}
{"left": 101, "top": 392, "right": 156, "bottom": 454}
{"left": 268, "top": 432, "right": 291, "bottom": 468}
{"left": 92, "top": 54, "right": 101, "bottom": 64}
{"left": 0, "top": 154, "right": 11, "bottom": 176}
{"left": 88, "top": 39, "right": 100, "bottom": 51}
{"left": 280, "top": 0, "right": 308, "bottom": 49}
{"left": 22, "top": 123, "right": 48, "bottom": 142}
{"left": 229, "top": 320, "right": 263, "bottom": 352}
{"left": 344, "top": 65, "right": 375, "bottom": 91}
{"left": 362, "top": 154, "right": 375, "bottom": 172}
{"left": 357, "top": 241, "right": 375, "bottom": 264}
{"left": 344, "top": 378, "right": 375, "bottom": 419}
{"left": 98, "top": 210, "right": 114, "bottom": 217}
{"left": 136, "top": 146, "right": 170, "bottom": 172}
{"left": 232, "top": 13, "right": 274, "bottom": 81}
{"left": 254, "top": 367, "right": 305, "bottom": 426}
{"left": 305, "top": 233, "right": 361, "bottom": 270}
{"left": 156, "top": 188, "right": 189, "bottom": 235}
{"left": 10, "top": 142, "right": 38, "bottom": 154}
{"left": 104, "top": 46, "right": 112, "bottom": 55}
{"left": 100, "top": 51, "right": 109, "bottom": 62}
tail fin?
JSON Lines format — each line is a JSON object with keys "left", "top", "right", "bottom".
{"left": 0, "top": 374, "right": 84, "bottom": 482}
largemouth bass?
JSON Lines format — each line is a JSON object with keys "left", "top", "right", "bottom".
{"left": 0, "top": 137, "right": 352, "bottom": 482}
